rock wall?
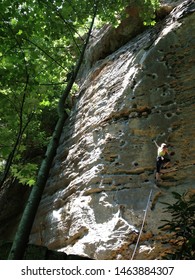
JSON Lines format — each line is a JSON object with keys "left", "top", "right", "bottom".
{"left": 30, "top": 0, "right": 195, "bottom": 260}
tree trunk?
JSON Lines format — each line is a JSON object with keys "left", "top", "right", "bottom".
{"left": 8, "top": 6, "right": 97, "bottom": 260}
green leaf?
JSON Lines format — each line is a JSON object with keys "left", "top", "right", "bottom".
{"left": 10, "top": 18, "right": 18, "bottom": 26}
{"left": 17, "top": 29, "right": 23, "bottom": 35}
{"left": 27, "top": 179, "right": 36, "bottom": 187}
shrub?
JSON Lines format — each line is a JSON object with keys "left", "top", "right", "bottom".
{"left": 159, "top": 191, "right": 195, "bottom": 260}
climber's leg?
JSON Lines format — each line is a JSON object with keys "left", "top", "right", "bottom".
{"left": 156, "top": 157, "right": 162, "bottom": 181}
{"left": 155, "top": 172, "right": 161, "bottom": 181}
{"left": 162, "top": 158, "right": 171, "bottom": 169}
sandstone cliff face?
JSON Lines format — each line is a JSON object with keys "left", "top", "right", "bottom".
{"left": 30, "top": 1, "right": 195, "bottom": 259}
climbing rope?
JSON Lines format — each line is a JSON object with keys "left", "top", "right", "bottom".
{"left": 131, "top": 188, "right": 153, "bottom": 260}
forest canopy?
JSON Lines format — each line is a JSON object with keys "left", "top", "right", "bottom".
{"left": 0, "top": 0, "right": 160, "bottom": 187}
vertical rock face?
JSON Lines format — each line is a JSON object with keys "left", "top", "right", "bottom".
{"left": 30, "top": 1, "right": 195, "bottom": 259}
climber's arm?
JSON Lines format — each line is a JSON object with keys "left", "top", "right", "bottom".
{"left": 153, "top": 140, "right": 159, "bottom": 148}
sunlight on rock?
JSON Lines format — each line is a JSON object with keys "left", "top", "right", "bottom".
{"left": 30, "top": 1, "right": 195, "bottom": 260}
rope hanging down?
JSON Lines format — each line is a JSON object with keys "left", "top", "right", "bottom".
{"left": 131, "top": 189, "right": 153, "bottom": 260}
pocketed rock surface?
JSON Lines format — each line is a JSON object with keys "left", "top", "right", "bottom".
{"left": 30, "top": 1, "right": 195, "bottom": 259}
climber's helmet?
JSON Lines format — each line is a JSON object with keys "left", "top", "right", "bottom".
{"left": 161, "top": 143, "right": 167, "bottom": 148}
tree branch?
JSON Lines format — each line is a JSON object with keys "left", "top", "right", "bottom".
{"left": 22, "top": 37, "right": 67, "bottom": 71}
{"left": 58, "top": 1, "right": 98, "bottom": 115}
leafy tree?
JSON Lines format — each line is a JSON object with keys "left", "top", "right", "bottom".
{"left": 0, "top": 0, "right": 160, "bottom": 188}
{"left": 159, "top": 191, "right": 195, "bottom": 260}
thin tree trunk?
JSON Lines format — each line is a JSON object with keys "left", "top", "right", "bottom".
{"left": 8, "top": 5, "right": 97, "bottom": 259}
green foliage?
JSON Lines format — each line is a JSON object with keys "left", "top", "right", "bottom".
{"left": 120, "top": 0, "right": 160, "bottom": 26}
{"left": 0, "top": 0, "right": 160, "bottom": 187}
{"left": 159, "top": 191, "right": 195, "bottom": 260}
{"left": 139, "top": 0, "right": 160, "bottom": 26}
{"left": 11, "top": 163, "right": 38, "bottom": 186}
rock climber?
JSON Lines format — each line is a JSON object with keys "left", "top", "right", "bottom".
{"left": 153, "top": 140, "right": 170, "bottom": 181}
